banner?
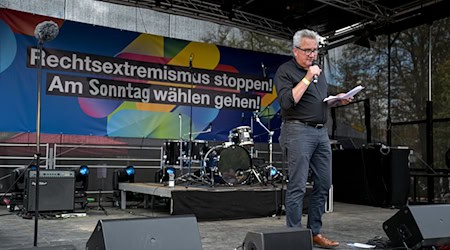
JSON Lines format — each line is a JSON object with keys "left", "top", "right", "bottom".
{"left": 0, "top": 8, "right": 289, "bottom": 141}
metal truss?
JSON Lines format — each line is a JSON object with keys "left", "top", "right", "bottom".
{"left": 98, "top": 0, "right": 446, "bottom": 48}
{"left": 315, "top": 0, "right": 394, "bottom": 22}
{"left": 97, "top": 0, "right": 294, "bottom": 39}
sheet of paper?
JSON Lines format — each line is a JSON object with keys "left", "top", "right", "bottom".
{"left": 347, "top": 243, "right": 376, "bottom": 248}
{"left": 323, "top": 85, "right": 364, "bottom": 102}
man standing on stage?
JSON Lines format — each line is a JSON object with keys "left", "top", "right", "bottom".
{"left": 274, "top": 29, "right": 352, "bottom": 248}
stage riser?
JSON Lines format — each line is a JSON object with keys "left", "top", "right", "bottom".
{"left": 119, "top": 182, "right": 312, "bottom": 221}
{"left": 171, "top": 188, "right": 311, "bottom": 221}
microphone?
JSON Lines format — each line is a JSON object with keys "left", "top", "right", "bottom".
{"left": 34, "top": 21, "right": 59, "bottom": 43}
{"left": 312, "top": 60, "right": 320, "bottom": 84}
{"left": 261, "top": 62, "right": 266, "bottom": 77}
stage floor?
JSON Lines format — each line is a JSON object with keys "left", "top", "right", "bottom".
{"left": 0, "top": 202, "right": 400, "bottom": 250}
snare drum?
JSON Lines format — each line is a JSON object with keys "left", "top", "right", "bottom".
{"left": 229, "top": 126, "right": 253, "bottom": 146}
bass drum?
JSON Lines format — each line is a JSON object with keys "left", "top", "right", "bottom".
{"left": 218, "top": 145, "right": 252, "bottom": 185}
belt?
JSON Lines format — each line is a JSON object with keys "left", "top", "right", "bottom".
{"left": 283, "top": 119, "right": 325, "bottom": 129}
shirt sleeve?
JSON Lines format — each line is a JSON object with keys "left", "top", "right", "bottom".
{"left": 274, "top": 65, "right": 296, "bottom": 110}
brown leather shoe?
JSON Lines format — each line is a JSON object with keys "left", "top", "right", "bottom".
{"left": 313, "top": 234, "right": 339, "bottom": 248}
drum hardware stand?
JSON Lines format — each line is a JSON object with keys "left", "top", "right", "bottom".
{"left": 238, "top": 167, "right": 265, "bottom": 185}
{"left": 178, "top": 114, "right": 184, "bottom": 175}
{"left": 275, "top": 147, "right": 287, "bottom": 218}
{"left": 202, "top": 145, "right": 223, "bottom": 187}
{"left": 250, "top": 112, "right": 255, "bottom": 158}
{"left": 176, "top": 127, "right": 212, "bottom": 186}
{"left": 254, "top": 112, "right": 276, "bottom": 185}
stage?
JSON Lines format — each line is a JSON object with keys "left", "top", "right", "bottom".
{"left": 119, "top": 182, "right": 312, "bottom": 220}
{"left": 0, "top": 202, "right": 400, "bottom": 250}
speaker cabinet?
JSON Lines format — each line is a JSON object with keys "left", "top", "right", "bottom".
{"left": 25, "top": 170, "right": 75, "bottom": 212}
{"left": 385, "top": 148, "right": 411, "bottom": 207}
{"left": 383, "top": 204, "right": 450, "bottom": 249}
{"left": 86, "top": 215, "right": 203, "bottom": 250}
{"left": 242, "top": 227, "right": 312, "bottom": 250}
{"left": 332, "top": 147, "right": 410, "bottom": 207}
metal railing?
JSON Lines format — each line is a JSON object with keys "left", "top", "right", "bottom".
{"left": 52, "top": 144, "right": 164, "bottom": 169}
{"left": 0, "top": 143, "right": 49, "bottom": 168}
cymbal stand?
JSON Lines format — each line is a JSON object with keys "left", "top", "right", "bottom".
{"left": 176, "top": 124, "right": 212, "bottom": 185}
{"left": 184, "top": 54, "right": 195, "bottom": 184}
{"left": 176, "top": 55, "right": 203, "bottom": 185}
{"left": 178, "top": 113, "right": 184, "bottom": 175}
{"left": 250, "top": 112, "right": 255, "bottom": 158}
{"left": 254, "top": 112, "right": 276, "bottom": 183}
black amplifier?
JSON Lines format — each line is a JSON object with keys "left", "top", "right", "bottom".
{"left": 25, "top": 170, "right": 75, "bottom": 212}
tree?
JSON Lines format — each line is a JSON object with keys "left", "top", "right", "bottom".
{"left": 201, "top": 26, "right": 291, "bottom": 54}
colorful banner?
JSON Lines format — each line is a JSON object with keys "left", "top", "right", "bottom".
{"left": 0, "top": 8, "right": 289, "bottom": 142}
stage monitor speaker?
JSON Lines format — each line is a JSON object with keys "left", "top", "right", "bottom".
{"left": 25, "top": 170, "right": 75, "bottom": 212}
{"left": 383, "top": 204, "right": 450, "bottom": 249}
{"left": 242, "top": 227, "right": 312, "bottom": 250}
{"left": 86, "top": 215, "right": 203, "bottom": 250}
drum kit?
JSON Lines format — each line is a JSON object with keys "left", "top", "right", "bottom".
{"left": 160, "top": 112, "right": 282, "bottom": 187}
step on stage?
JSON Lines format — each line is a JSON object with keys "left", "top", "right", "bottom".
{"left": 118, "top": 183, "right": 312, "bottom": 221}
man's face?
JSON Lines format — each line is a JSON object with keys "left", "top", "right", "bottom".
{"left": 293, "top": 37, "right": 318, "bottom": 69}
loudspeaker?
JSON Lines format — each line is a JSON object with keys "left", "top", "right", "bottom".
{"left": 86, "top": 215, "right": 203, "bottom": 250}
{"left": 25, "top": 170, "right": 75, "bottom": 212}
{"left": 384, "top": 148, "right": 410, "bottom": 207}
{"left": 383, "top": 204, "right": 450, "bottom": 249}
{"left": 333, "top": 147, "right": 410, "bottom": 207}
{"left": 242, "top": 227, "right": 312, "bottom": 250}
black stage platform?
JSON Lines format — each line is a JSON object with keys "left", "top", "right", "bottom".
{"left": 118, "top": 183, "right": 312, "bottom": 221}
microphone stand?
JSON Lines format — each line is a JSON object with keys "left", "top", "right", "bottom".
{"left": 187, "top": 56, "right": 194, "bottom": 183}
{"left": 29, "top": 20, "right": 59, "bottom": 248}
{"left": 33, "top": 39, "right": 43, "bottom": 247}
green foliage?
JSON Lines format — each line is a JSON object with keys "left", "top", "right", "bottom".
{"left": 335, "top": 18, "right": 450, "bottom": 169}
{"left": 200, "top": 26, "right": 291, "bottom": 55}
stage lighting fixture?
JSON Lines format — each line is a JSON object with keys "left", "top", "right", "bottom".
{"left": 113, "top": 166, "right": 135, "bottom": 190}
{"left": 354, "top": 37, "right": 371, "bottom": 48}
{"left": 125, "top": 166, "right": 135, "bottom": 176}
{"left": 354, "top": 30, "right": 376, "bottom": 49}
{"left": 79, "top": 165, "right": 89, "bottom": 176}
{"left": 74, "top": 165, "right": 89, "bottom": 191}
{"left": 267, "top": 166, "right": 282, "bottom": 181}
{"left": 11, "top": 167, "right": 27, "bottom": 192}
{"left": 162, "top": 167, "right": 175, "bottom": 181}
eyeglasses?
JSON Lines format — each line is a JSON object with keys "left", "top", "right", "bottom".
{"left": 295, "top": 46, "right": 319, "bottom": 56}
